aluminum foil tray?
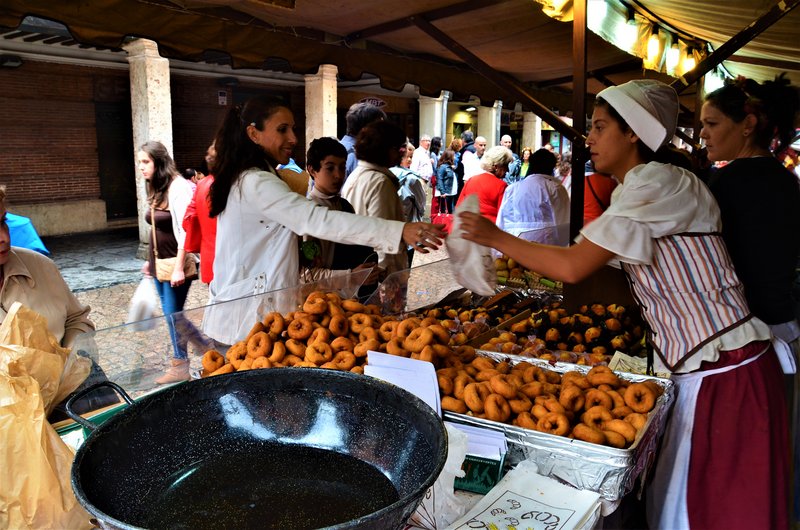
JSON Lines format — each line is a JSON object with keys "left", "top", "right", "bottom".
{"left": 443, "top": 352, "right": 675, "bottom": 502}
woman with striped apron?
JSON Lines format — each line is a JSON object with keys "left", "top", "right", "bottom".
{"left": 458, "top": 79, "right": 789, "bottom": 529}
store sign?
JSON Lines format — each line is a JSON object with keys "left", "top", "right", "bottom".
{"left": 359, "top": 97, "right": 387, "bottom": 108}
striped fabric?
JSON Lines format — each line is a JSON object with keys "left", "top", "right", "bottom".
{"left": 623, "top": 233, "right": 752, "bottom": 371}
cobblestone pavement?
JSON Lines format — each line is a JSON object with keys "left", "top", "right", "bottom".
{"left": 43, "top": 228, "right": 451, "bottom": 398}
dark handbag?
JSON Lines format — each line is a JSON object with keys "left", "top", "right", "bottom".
{"left": 151, "top": 204, "right": 198, "bottom": 282}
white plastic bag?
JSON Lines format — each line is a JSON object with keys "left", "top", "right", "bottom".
{"left": 446, "top": 195, "right": 497, "bottom": 296}
{"left": 126, "top": 277, "right": 158, "bottom": 331}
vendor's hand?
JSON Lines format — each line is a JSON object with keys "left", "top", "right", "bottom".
{"left": 354, "top": 262, "right": 384, "bottom": 285}
{"left": 171, "top": 267, "right": 185, "bottom": 287}
{"left": 402, "top": 222, "right": 445, "bottom": 254}
{"left": 458, "top": 212, "right": 502, "bottom": 247}
{"left": 141, "top": 261, "right": 151, "bottom": 277}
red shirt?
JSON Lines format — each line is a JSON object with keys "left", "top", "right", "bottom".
{"left": 456, "top": 172, "right": 507, "bottom": 223}
{"left": 583, "top": 173, "right": 617, "bottom": 225}
{"left": 182, "top": 176, "right": 217, "bottom": 283}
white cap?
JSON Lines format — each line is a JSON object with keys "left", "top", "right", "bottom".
{"left": 597, "top": 80, "right": 679, "bottom": 152}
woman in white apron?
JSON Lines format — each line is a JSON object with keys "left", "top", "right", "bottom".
{"left": 458, "top": 79, "right": 789, "bottom": 529}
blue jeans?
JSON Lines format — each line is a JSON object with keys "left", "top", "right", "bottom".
{"left": 153, "top": 277, "right": 203, "bottom": 360}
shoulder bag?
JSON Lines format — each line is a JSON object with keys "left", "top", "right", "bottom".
{"left": 151, "top": 204, "right": 197, "bottom": 282}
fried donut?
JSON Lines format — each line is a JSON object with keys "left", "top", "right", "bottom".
{"left": 225, "top": 342, "right": 248, "bottom": 369}
{"left": 453, "top": 374, "right": 474, "bottom": 400}
{"left": 430, "top": 344, "right": 451, "bottom": 358}
{"left": 611, "top": 406, "right": 634, "bottom": 419}
{"left": 540, "top": 368, "right": 561, "bottom": 384}
{"left": 354, "top": 338, "right": 380, "bottom": 358}
{"left": 584, "top": 388, "right": 613, "bottom": 410}
{"left": 350, "top": 365, "right": 364, "bottom": 374}
{"left": 268, "top": 341, "right": 286, "bottom": 364}
{"left": 245, "top": 321, "right": 265, "bottom": 341}
{"left": 537, "top": 412, "right": 570, "bottom": 436}
{"left": 285, "top": 338, "right": 307, "bottom": 358}
{"left": 309, "top": 327, "right": 331, "bottom": 345}
{"left": 437, "top": 375, "right": 454, "bottom": 396}
{"left": 484, "top": 394, "right": 512, "bottom": 423}
{"left": 606, "top": 389, "right": 626, "bottom": 409}
{"left": 522, "top": 365, "right": 543, "bottom": 383}
{"left": 559, "top": 385, "right": 586, "bottom": 412}
{"left": 642, "top": 380, "right": 663, "bottom": 397}
{"left": 251, "top": 357, "right": 272, "bottom": 370}
{"left": 509, "top": 393, "right": 533, "bottom": 414}
{"left": 426, "top": 324, "right": 450, "bottom": 345}
{"left": 624, "top": 383, "right": 657, "bottom": 413}
{"left": 287, "top": 318, "right": 314, "bottom": 340}
{"left": 561, "top": 371, "right": 592, "bottom": 390}
{"left": 341, "top": 299, "right": 366, "bottom": 313}
{"left": 364, "top": 303, "right": 382, "bottom": 315}
{"left": 327, "top": 301, "right": 345, "bottom": 316}
{"left": 455, "top": 345, "right": 477, "bottom": 362}
{"left": 385, "top": 338, "right": 408, "bottom": 357}
{"left": 359, "top": 326, "right": 379, "bottom": 343}
{"left": 238, "top": 357, "right": 254, "bottom": 371}
{"left": 519, "top": 381, "right": 545, "bottom": 398}
{"left": 378, "top": 320, "right": 399, "bottom": 341}
{"left": 348, "top": 313, "right": 373, "bottom": 333}
{"left": 305, "top": 342, "right": 333, "bottom": 365}
{"left": 472, "top": 357, "right": 496, "bottom": 372}
{"left": 283, "top": 354, "right": 304, "bottom": 366}
{"left": 416, "top": 345, "right": 436, "bottom": 364}
{"left": 324, "top": 292, "right": 342, "bottom": 304}
{"left": 582, "top": 405, "right": 613, "bottom": 429}
{"left": 489, "top": 374, "right": 519, "bottom": 399}
{"left": 246, "top": 331, "right": 272, "bottom": 359}
{"left": 604, "top": 418, "right": 637, "bottom": 443}
{"left": 303, "top": 294, "right": 328, "bottom": 315}
{"left": 572, "top": 423, "right": 606, "bottom": 445}
{"left": 396, "top": 317, "right": 422, "bottom": 338}
{"left": 294, "top": 361, "right": 318, "bottom": 368}
{"left": 515, "top": 411, "right": 538, "bottom": 430}
{"left": 586, "top": 365, "right": 621, "bottom": 387}
{"left": 210, "top": 363, "right": 235, "bottom": 376}
{"left": 463, "top": 382, "right": 492, "bottom": 413}
{"left": 328, "top": 314, "right": 349, "bottom": 337}
{"left": 331, "top": 336, "right": 355, "bottom": 354}
{"left": 202, "top": 350, "right": 225, "bottom": 373}
{"left": 441, "top": 396, "right": 468, "bottom": 414}
{"left": 603, "top": 429, "right": 627, "bottom": 448}
{"left": 475, "top": 369, "right": 501, "bottom": 382}
{"left": 401, "top": 327, "right": 434, "bottom": 353}
{"left": 261, "top": 312, "right": 286, "bottom": 336}
{"left": 625, "top": 412, "right": 648, "bottom": 432}
{"left": 331, "top": 351, "right": 357, "bottom": 370}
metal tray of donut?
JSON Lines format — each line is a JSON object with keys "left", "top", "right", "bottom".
{"left": 442, "top": 351, "right": 675, "bottom": 502}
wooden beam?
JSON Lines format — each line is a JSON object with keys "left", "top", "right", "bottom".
{"left": 672, "top": 0, "right": 800, "bottom": 93}
{"left": 411, "top": 16, "right": 583, "bottom": 142}
{"left": 728, "top": 54, "right": 800, "bottom": 72}
{"left": 344, "top": 0, "right": 504, "bottom": 44}
{"left": 570, "top": 0, "right": 588, "bottom": 241}
{"left": 536, "top": 58, "right": 642, "bottom": 88}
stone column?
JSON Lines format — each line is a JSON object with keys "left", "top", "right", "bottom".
{"left": 123, "top": 38, "right": 173, "bottom": 256}
{"left": 477, "top": 101, "right": 502, "bottom": 146}
{"left": 418, "top": 91, "right": 449, "bottom": 143}
{"left": 304, "top": 64, "right": 338, "bottom": 149}
{"left": 522, "top": 112, "right": 542, "bottom": 150}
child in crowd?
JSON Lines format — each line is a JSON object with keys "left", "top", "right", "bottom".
{"left": 300, "top": 137, "right": 382, "bottom": 285}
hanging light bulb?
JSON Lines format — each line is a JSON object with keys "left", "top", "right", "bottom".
{"left": 681, "top": 47, "right": 697, "bottom": 74}
{"left": 666, "top": 42, "right": 680, "bottom": 74}
{"left": 647, "top": 28, "right": 661, "bottom": 64}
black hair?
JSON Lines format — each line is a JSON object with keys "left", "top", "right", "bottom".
{"left": 209, "top": 95, "right": 289, "bottom": 217}
{"left": 528, "top": 148, "right": 558, "bottom": 175}
{"left": 183, "top": 168, "right": 198, "bottom": 180}
{"left": 306, "top": 137, "right": 347, "bottom": 172}
{"left": 430, "top": 136, "right": 443, "bottom": 154}
{"left": 140, "top": 140, "right": 178, "bottom": 207}
{"left": 355, "top": 121, "right": 407, "bottom": 167}
{"left": 345, "top": 103, "right": 387, "bottom": 136}
{"left": 705, "top": 73, "right": 799, "bottom": 154}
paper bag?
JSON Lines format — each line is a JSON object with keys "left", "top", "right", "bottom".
{"left": 0, "top": 302, "right": 92, "bottom": 529}
{"left": 446, "top": 195, "right": 496, "bottom": 296}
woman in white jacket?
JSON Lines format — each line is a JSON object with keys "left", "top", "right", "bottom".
{"left": 205, "top": 96, "right": 443, "bottom": 344}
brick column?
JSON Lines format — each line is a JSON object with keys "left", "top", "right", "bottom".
{"left": 123, "top": 38, "right": 173, "bottom": 255}
{"left": 304, "top": 64, "right": 338, "bottom": 150}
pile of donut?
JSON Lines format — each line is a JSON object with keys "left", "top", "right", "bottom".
{"left": 438, "top": 359, "right": 662, "bottom": 449}
{"left": 200, "top": 291, "right": 478, "bottom": 377}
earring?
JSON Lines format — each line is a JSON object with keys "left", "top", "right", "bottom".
{"left": 743, "top": 131, "right": 750, "bottom": 137}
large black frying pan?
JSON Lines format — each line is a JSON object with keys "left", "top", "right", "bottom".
{"left": 66, "top": 368, "right": 447, "bottom": 529}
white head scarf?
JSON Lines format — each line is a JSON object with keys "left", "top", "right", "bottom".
{"left": 597, "top": 80, "right": 679, "bottom": 152}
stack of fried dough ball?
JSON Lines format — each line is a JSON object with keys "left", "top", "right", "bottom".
{"left": 438, "top": 360, "right": 662, "bottom": 448}
{"left": 201, "top": 291, "right": 477, "bottom": 377}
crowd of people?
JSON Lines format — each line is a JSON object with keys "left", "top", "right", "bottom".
{"left": 1, "top": 72, "right": 798, "bottom": 528}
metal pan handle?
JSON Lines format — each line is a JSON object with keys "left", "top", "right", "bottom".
{"left": 64, "top": 381, "right": 134, "bottom": 432}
